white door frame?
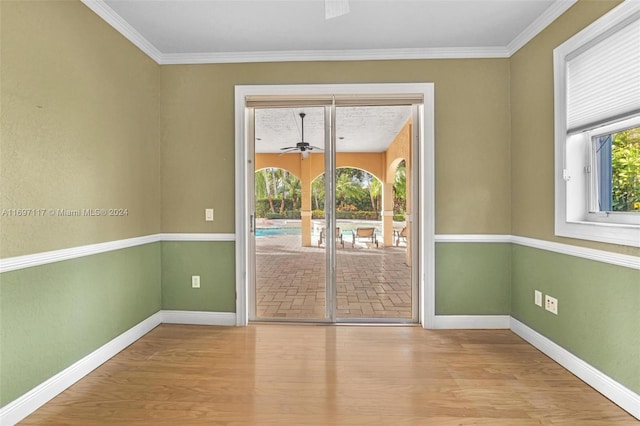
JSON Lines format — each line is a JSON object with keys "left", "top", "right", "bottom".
{"left": 234, "top": 83, "right": 435, "bottom": 328}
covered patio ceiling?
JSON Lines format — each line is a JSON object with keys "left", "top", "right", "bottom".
{"left": 254, "top": 106, "right": 412, "bottom": 154}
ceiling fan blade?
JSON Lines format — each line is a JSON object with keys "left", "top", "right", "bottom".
{"left": 280, "top": 147, "right": 297, "bottom": 151}
{"left": 325, "top": 0, "right": 349, "bottom": 20}
{"left": 308, "top": 146, "right": 324, "bottom": 151}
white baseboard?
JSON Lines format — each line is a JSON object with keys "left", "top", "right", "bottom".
{"left": 161, "top": 310, "right": 236, "bottom": 326}
{"left": 0, "top": 310, "right": 235, "bottom": 425}
{"left": 510, "top": 318, "right": 640, "bottom": 421}
{"left": 0, "top": 312, "right": 163, "bottom": 426}
{"left": 3, "top": 312, "right": 636, "bottom": 424}
{"left": 432, "top": 315, "right": 511, "bottom": 329}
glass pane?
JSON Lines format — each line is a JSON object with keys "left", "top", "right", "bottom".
{"left": 254, "top": 107, "right": 327, "bottom": 320}
{"left": 334, "top": 106, "right": 414, "bottom": 320}
{"left": 594, "top": 126, "right": 640, "bottom": 213}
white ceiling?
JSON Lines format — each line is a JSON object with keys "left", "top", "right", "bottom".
{"left": 81, "top": 0, "right": 576, "bottom": 154}
{"left": 255, "top": 106, "right": 412, "bottom": 154}
{"left": 84, "top": 0, "right": 577, "bottom": 63}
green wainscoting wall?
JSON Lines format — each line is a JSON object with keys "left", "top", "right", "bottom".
{"left": 161, "top": 242, "right": 236, "bottom": 312}
{"left": 511, "top": 244, "right": 640, "bottom": 394}
{"left": 435, "top": 242, "right": 511, "bottom": 315}
{"left": 0, "top": 243, "right": 161, "bottom": 406}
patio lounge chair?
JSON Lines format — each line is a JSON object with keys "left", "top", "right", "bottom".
{"left": 394, "top": 227, "right": 407, "bottom": 246}
{"left": 318, "top": 227, "right": 344, "bottom": 248}
{"left": 352, "top": 227, "right": 378, "bottom": 248}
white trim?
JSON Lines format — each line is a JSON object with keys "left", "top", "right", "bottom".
{"left": 433, "top": 315, "right": 511, "bottom": 329}
{"left": 435, "top": 234, "right": 512, "bottom": 243}
{"left": 553, "top": 1, "right": 640, "bottom": 248}
{"left": 511, "top": 318, "right": 640, "bottom": 421}
{"left": 235, "top": 83, "right": 435, "bottom": 329}
{"left": 435, "top": 234, "right": 640, "bottom": 270}
{"left": 0, "top": 235, "right": 160, "bottom": 273}
{"left": 2, "top": 233, "right": 635, "bottom": 275}
{"left": 0, "top": 312, "right": 162, "bottom": 426}
{"left": 511, "top": 235, "right": 640, "bottom": 270}
{"left": 506, "top": 0, "right": 578, "bottom": 56}
{"left": 80, "top": 0, "right": 163, "bottom": 63}
{"left": 159, "top": 233, "right": 236, "bottom": 242}
{"left": 81, "top": 0, "right": 572, "bottom": 65}
{"left": 0, "top": 234, "right": 238, "bottom": 273}
{"left": 2, "top": 311, "right": 637, "bottom": 423}
{"left": 159, "top": 47, "right": 509, "bottom": 65}
{"left": 161, "top": 310, "right": 236, "bottom": 326}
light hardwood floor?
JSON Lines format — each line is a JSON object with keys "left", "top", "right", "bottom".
{"left": 21, "top": 324, "right": 637, "bottom": 425}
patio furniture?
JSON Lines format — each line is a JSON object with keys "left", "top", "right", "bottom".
{"left": 394, "top": 227, "right": 407, "bottom": 246}
{"left": 352, "top": 227, "right": 378, "bottom": 248}
{"left": 318, "top": 227, "right": 344, "bottom": 248}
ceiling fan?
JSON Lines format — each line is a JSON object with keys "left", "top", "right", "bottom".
{"left": 325, "top": 0, "right": 350, "bottom": 19}
{"left": 280, "top": 112, "right": 323, "bottom": 158}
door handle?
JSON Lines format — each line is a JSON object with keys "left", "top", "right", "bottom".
{"left": 250, "top": 214, "right": 255, "bottom": 233}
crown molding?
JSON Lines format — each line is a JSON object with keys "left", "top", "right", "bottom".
{"left": 506, "top": 0, "right": 578, "bottom": 56}
{"left": 81, "top": 0, "right": 163, "bottom": 63}
{"left": 158, "top": 46, "right": 510, "bottom": 65}
{"left": 80, "top": 0, "right": 581, "bottom": 65}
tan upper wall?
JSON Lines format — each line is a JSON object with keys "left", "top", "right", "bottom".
{"left": 510, "top": 0, "right": 639, "bottom": 256}
{"left": 0, "top": 1, "right": 161, "bottom": 258}
{"left": 160, "top": 59, "right": 511, "bottom": 234}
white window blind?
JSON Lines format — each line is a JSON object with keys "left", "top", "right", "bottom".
{"left": 566, "top": 16, "right": 640, "bottom": 134}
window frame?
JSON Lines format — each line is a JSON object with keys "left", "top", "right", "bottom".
{"left": 554, "top": 1, "right": 640, "bottom": 247}
{"left": 586, "top": 118, "right": 640, "bottom": 224}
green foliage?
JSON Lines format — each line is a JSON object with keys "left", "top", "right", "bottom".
{"left": 312, "top": 210, "right": 325, "bottom": 219}
{"left": 393, "top": 215, "right": 405, "bottom": 222}
{"left": 393, "top": 160, "right": 407, "bottom": 215}
{"left": 256, "top": 199, "right": 299, "bottom": 218}
{"left": 612, "top": 127, "right": 640, "bottom": 212}
{"left": 255, "top": 165, "right": 405, "bottom": 220}
{"left": 335, "top": 211, "right": 379, "bottom": 220}
{"left": 255, "top": 168, "right": 302, "bottom": 217}
{"left": 312, "top": 174, "right": 325, "bottom": 210}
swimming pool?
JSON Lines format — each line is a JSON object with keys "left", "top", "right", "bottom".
{"left": 255, "top": 225, "right": 384, "bottom": 238}
{"left": 255, "top": 227, "right": 302, "bottom": 237}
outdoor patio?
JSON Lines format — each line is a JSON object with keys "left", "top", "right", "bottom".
{"left": 255, "top": 233, "right": 413, "bottom": 320}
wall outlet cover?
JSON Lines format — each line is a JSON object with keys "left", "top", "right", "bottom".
{"left": 545, "top": 295, "right": 558, "bottom": 315}
{"left": 534, "top": 290, "right": 543, "bottom": 307}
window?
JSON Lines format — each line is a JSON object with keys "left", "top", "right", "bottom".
{"left": 554, "top": 1, "right": 640, "bottom": 247}
{"left": 589, "top": 121, "right": 640, "bottom": 221}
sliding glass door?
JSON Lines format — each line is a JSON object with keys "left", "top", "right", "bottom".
{"left": 334, "top": 105, "right": 416, "bottom": 321}
{"left": 249, "top": 97, "right": 419, "bottom": 323}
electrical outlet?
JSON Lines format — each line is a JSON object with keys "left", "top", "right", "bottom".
{"left": 534, "top": 290, "right": 542, "bottom": 307}
{"left": 545, "top": 295, "right": 558, "bottom": 315}
{"left": 191, "top": 275, "right": 200, "bottom": 289}
{"left": 205, "top": 209, "right": 214, "bottom": 222}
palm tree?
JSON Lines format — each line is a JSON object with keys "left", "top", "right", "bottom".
{"left": 335, "top": 169, "right": 362, "bottom": 209}
{"left": 263, "top": 169, "right": 275, "bottom": 213}
{"left": 368, "top": 178, "right": 382, "bottom": 213}
{"left": 393, "top": 161, "right": 407, "bottom": 215}
{"left": 312, "top": 174, "right": 325, "bottom": 211}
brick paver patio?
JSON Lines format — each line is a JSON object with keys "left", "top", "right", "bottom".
{"left": 255, "top": 233, "right": 413, "bottom": 321}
